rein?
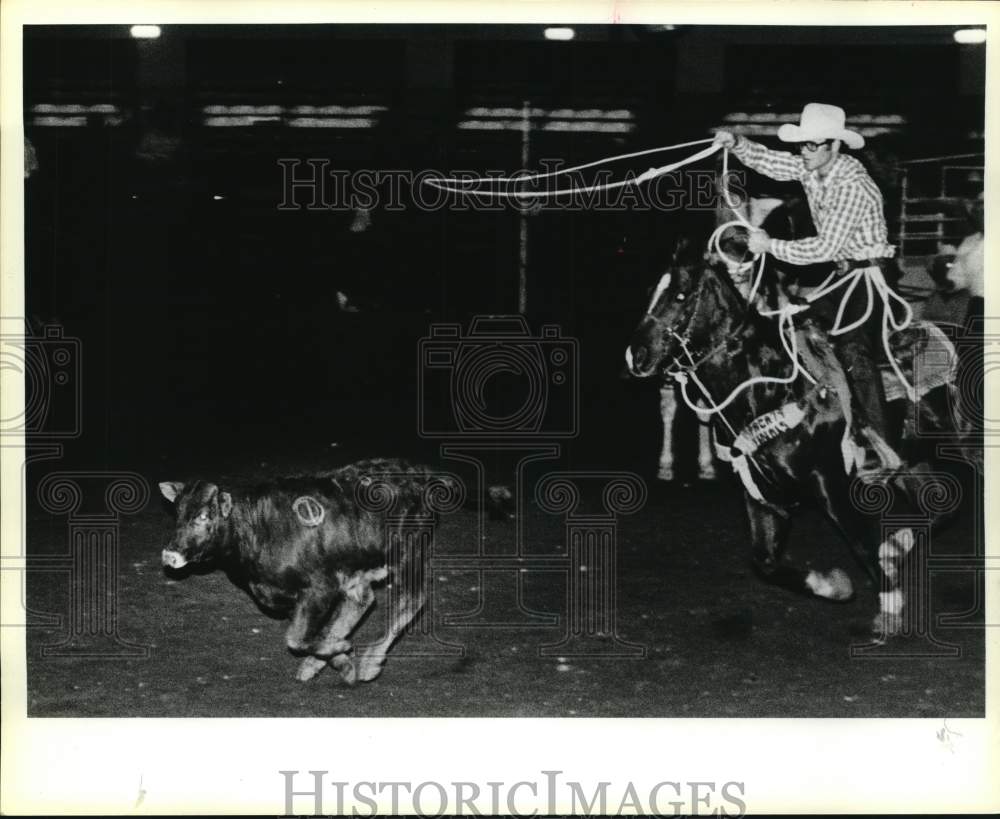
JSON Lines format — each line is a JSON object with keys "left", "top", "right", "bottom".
{"left": 650, "top": 267, "right": 818, "bottom": 419}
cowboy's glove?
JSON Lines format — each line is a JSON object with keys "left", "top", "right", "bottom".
{"left": 747, "top": 229, "right": 771, "bottom": 255}
{"left": 714, "top": 130, "right": 737, "bottom": 149}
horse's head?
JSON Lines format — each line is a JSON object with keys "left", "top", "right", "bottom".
{"left": 625, "top": 237, "right": 745, "bottom": 379}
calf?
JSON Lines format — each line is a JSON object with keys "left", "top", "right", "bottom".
{"left": 159, "top": 458, "right": 460, "bottom": 684}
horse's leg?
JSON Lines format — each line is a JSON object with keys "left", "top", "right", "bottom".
{"left": 745, "top": 494, "right": 853, "bottom": 601}
{"left": 808, "top": 468, "right": 913, "bottom": 638}
{"left": 697, "top": 416, "right": 717, "bottom": 480}
{"left": 658, "top": 384, "right": 677, "bottom": 481}
{"left": 869, "top": 526, "right": 915, "bottom": 639}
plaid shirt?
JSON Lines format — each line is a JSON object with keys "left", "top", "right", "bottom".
{"left": 732, "top": 137, "right": 895, "bottom": 265}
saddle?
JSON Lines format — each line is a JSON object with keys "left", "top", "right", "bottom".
{"left": 792, "top": 320, "right": 903, "bottom": 484}
{"left": 880, "top": 320, "right": 957, "bottom": 402}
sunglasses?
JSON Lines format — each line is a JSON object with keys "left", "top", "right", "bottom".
{"left": 800, "top": 139, "right": 833, "bottom": 152}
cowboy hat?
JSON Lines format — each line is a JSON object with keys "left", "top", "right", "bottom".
{"left": 777, "top": 103, "right": 865, "bottom": 150}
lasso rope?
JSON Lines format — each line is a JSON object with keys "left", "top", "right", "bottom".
{"left": 670, "top": 301, "right": 818, "bottom": 418}
{"left": 422, "top": 138, "right": 719, "bottom": 199}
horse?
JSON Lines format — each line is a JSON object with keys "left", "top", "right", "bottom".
{"left": 625, "top": 234, "right": 969, "bottom": 639}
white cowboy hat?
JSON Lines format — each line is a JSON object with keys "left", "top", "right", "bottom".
{"left": 777, "top": 103, "right": 865, "bottom": 150}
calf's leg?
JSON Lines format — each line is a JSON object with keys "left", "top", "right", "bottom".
{"left": 285, "top": 587, "right": 344, "bottom": 658}
{"left": 295, "top": 569, "right": 384, "bottom": 683}
{"left": 296, "top": 581, "right": 377, "bottom": 683}
{"left": 354, "top": 587, "right": 426, "bottom": 683}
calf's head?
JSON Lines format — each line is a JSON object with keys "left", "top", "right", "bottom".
{"left": 159, "top": 480, "right": 233, "bottom": 569}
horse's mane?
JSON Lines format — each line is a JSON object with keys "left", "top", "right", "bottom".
{"left": 702, "top": 255, "right": 779, "bottom": 343}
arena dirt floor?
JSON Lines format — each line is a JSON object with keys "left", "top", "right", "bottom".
{"left": 23, "top": 434, "right": 984, "bottom": 720}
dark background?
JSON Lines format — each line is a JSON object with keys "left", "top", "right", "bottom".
{"left": 22, "top": 24, "right": 986, "bottom": 475}
{"left": 19, "top": 23, "right": 987, "bottom": 719}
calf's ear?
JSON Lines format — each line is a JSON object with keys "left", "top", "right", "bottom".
{"left": 219, "top": 491, "right": 233, "bottom": 518}
{"left": 159, "top": 481, "right": 185, "bottom": 503}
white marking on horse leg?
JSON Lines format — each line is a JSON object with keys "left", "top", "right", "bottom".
{"left": 873, "top": 528, "right": 911, "bottom": 639}
{"left": 878, "top": 528, "right": 914, "bottom": 584}
{"left": 805, "top": 568, "right": 854, "bottom": 601}
{"left": 658, "top": 385, "right": 677, "bottom": 480}
{"left": 872, "top": 589, "right": 905, "bottom": 637}
{"left": 697, "top": 419, "right": 716, "bottom": 480}
{"left": 895, "top": 528, "right": 915, "bottom": 554}
{"left": 878, "top": 542, "right": 900, "bottom": 583}
{"left": 880, "top": 589, "right": 904, "bottom": 615}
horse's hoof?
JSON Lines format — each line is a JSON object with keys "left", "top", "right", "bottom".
{"left": 330, "top": 654, "right": 358, "bottom": 686}
{"left": 296, "top": 656, "right": 327, "bottom": 682}
{"left": 826, "top": 568, "right": 854, "bottom": 601}
{"left": 806, "top": 569, "right": 854, "bottom": 601}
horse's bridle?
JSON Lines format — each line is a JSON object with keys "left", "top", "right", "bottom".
{"left": 646, "top": 268, "right": 734, "bottom": 378}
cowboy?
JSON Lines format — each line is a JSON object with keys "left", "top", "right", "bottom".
{"left": 715, "top": 103, "right": 899, "bottom": 448}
